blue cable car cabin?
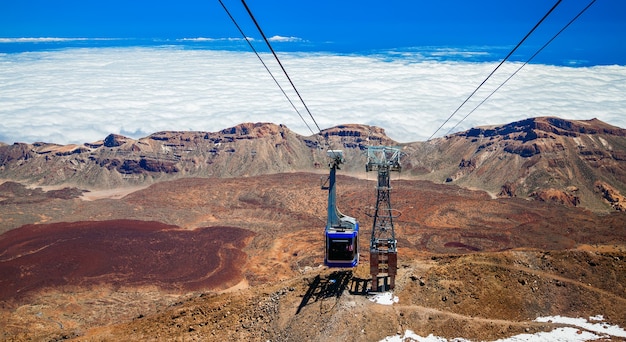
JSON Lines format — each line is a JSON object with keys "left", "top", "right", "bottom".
{"left": 325, "top": 218, "right": 359, "bottom": 268}
{"left": 323, "top": 150, "right": 359, "bottom": 268}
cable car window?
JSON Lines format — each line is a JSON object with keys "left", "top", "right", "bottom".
{"left": 327, "top": 238, "right": 355, "bottom": 261}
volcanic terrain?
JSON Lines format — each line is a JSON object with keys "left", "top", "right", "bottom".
{"left": 1, "top": 117, "right": 625, "bottom": 341}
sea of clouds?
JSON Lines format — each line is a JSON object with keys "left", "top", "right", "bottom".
{"left": 1, "top": 47, "right": 625, "bottom": 145}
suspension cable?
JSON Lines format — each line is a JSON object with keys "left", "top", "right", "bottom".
{"left": 240, "top": 0, "right": 324, "bottom": 134}
{"left": 427, "top": 0, "right": 563, "bottom": 141}
{"left": 445, "top": 0, "right": 597, "bottom": 135}
{"left": 217, "top": 0, "right": 316, "bottom": 136}
{"left": 236, "top": 0, "right": 343, "bottom": 157}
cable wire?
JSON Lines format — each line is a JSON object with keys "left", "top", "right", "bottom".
{"left": 237, "top": 0, "right": 341, "bottom": 156}
{"left": 427, "top": 0, "right": 563, "bottom": 141}
{"left": 445, "top": 0, "right": 597, "bottom": 135}
{"left": 240, "top": 0, "right": 324, "bottom": 134}
{"left": 217, "top": 0, "right": 316, "bottom": 136}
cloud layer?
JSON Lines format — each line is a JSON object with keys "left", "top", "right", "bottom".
{"left": 1, "top": 47, "right": 625, "bottom": 145}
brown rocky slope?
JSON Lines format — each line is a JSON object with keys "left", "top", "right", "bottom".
{"left": 1, "top": 173, "right": 625, "bottom": 341}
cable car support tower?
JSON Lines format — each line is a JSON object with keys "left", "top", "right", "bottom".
{"left": 366, "top": 146, "right": 402, "bottom": 291}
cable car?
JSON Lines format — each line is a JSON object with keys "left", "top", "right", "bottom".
{"left": 323, "top": 150, "right": 359, "bottom": 268}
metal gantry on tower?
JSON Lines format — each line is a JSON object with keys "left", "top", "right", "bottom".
{"left": 366, "top": 146, "right": 402, "bottom": 291}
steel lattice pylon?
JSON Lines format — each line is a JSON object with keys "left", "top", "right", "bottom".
{"left": 366, "top": 146, "right": 401, "bottom": 291}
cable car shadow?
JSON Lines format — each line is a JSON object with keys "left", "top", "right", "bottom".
{"left": 296, "top": 270, "right": 353, "bottom": 315}
{"left": 349, "top": 276, "right": 370, "bottom": 295}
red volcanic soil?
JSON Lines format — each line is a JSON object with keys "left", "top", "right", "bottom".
{"left": 0, "top": 220, "right": 254, "bottom": 301}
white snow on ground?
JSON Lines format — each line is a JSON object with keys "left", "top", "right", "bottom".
{"left": 368, "top": 292, "right": 399, "bottom": 305}
{"left": 381, "top": 330, "right": 469, "bottom": 342}
{"left": 492, "top": 327, "right": 601, "bottom": 342}
{"left": 380, "top": 315, "right": 626, "bottom": 342}
{"left": 381, "top": 331, "right": 468, "bottom": 342}
{"left": 534, "top": 315, "right": 626, "bottom": 338}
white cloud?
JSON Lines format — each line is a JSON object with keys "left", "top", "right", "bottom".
{"left": 0, "top": 37, "right": 88, "bottom": 43}
{"left": 0, "top": 48, "right": 625, "bottom": 144}
{"left": 267, "top": 35, "right": 303, "bottom": 43}
{"left": 178, "top": 37, "right": 255, "bottom": 42}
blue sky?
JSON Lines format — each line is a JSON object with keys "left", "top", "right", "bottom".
{"left": 1, "top": 0, "right": 625, "bottom": 65}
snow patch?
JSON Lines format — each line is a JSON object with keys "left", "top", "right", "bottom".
{"left": 572, "top": 137, "right": 584, "bottom": 147}
{"left": 368, "top": 292, "right": 399, "bottom": 305}
{"left": 597, "top": 136, "right": 611, "bottom": 150}
{"left": 534, "top": 315, "right": 626, "bottom": 338}
{"left": 494, "top": 327, "right": 602, "bottom": 342}
{"left": 380, "top": 330, "right": 467, "bottom": 342}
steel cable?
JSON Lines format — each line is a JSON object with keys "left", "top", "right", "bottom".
{"left": 427, "top": 0, "right": 563, "bottom": 141}
{"left": 445, "top": 0, "right": 597, "bottom": 135}
{"left": 217, "top": 0, "right": 317, "bottom": 136}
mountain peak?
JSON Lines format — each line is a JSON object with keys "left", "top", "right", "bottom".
{"left": 218, "top": 122, "right": 288, "bottom": 138}
{"left": 459, "top": 117, "right": 626, "bottom": 140}
{"left": 104, "top": 133, "right": 134, "bottom": 147}
{"left": 320, "top": 124, "right": 397, "bottom": 147}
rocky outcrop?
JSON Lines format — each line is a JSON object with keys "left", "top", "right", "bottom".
{"left": 0, "top": 181, "right": 84, "bottom": 204}
{"left": 320, "top": 124, "right": 396, "bottom": 149}
{"left": 118, "top": 158, "right": 179, "bottom": 174}
{"left": 445, "top": 158, "right": 477, "bottom": 183}
{"left": 529, "top": 188, "right": 580, "bottom": 207}
{"left": 104, "top": 134, "right": 134, "bottom": 147}
{"left": 219, "top": 122, "right": 285, "bottom": 138}
{"left": 595, "top": 181, "right": 626, "bottom": 211}
{"left": 498, "top": 182, "right": 517, "bottom": 197}
{"left": 462, "top": 117, "right": 626, "bottom": 140}
{"left": 0, "top": 143, "right": 32, "bottom": 164}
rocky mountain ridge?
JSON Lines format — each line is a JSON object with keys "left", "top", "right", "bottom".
{"left": 395, "top": 116, "right": 626, "bottom": 212}
{"left": 1, "top": 117, "right": 625, "bottom": 212}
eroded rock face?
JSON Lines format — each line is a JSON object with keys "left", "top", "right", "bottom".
{"left": 432, "top": 117, "right": 626, "bottom": 211}
{"left": 498, "top": 182, "right": 517, "bottom": 197}
{"left": 320, "top": 124, "right": 395, "bottom": 149}
{"left": 529, "top": 188, "right": 580, "bottom": 207}
{"left": 104, "top": 134, "right": 133, "bottom": 147}
{"left": 596, "top": 181, "right": 626, "bottom": 211}
{"left": 0, "top": 181, "right": 84, "bottom": 204}
{"left": 0, "top": 143, "right": 32, "bottom": 165}
{"left": 463, "top": 117, "right": 626, "bottom": 140}
{"left": 118, "top": 158, "right": 179, "bottom": 174}
{"left": 504, "top": 142, "right": 541, "bottom": 157}
{"left": 219, "top": 122, "right": 285, "bottom": 138}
